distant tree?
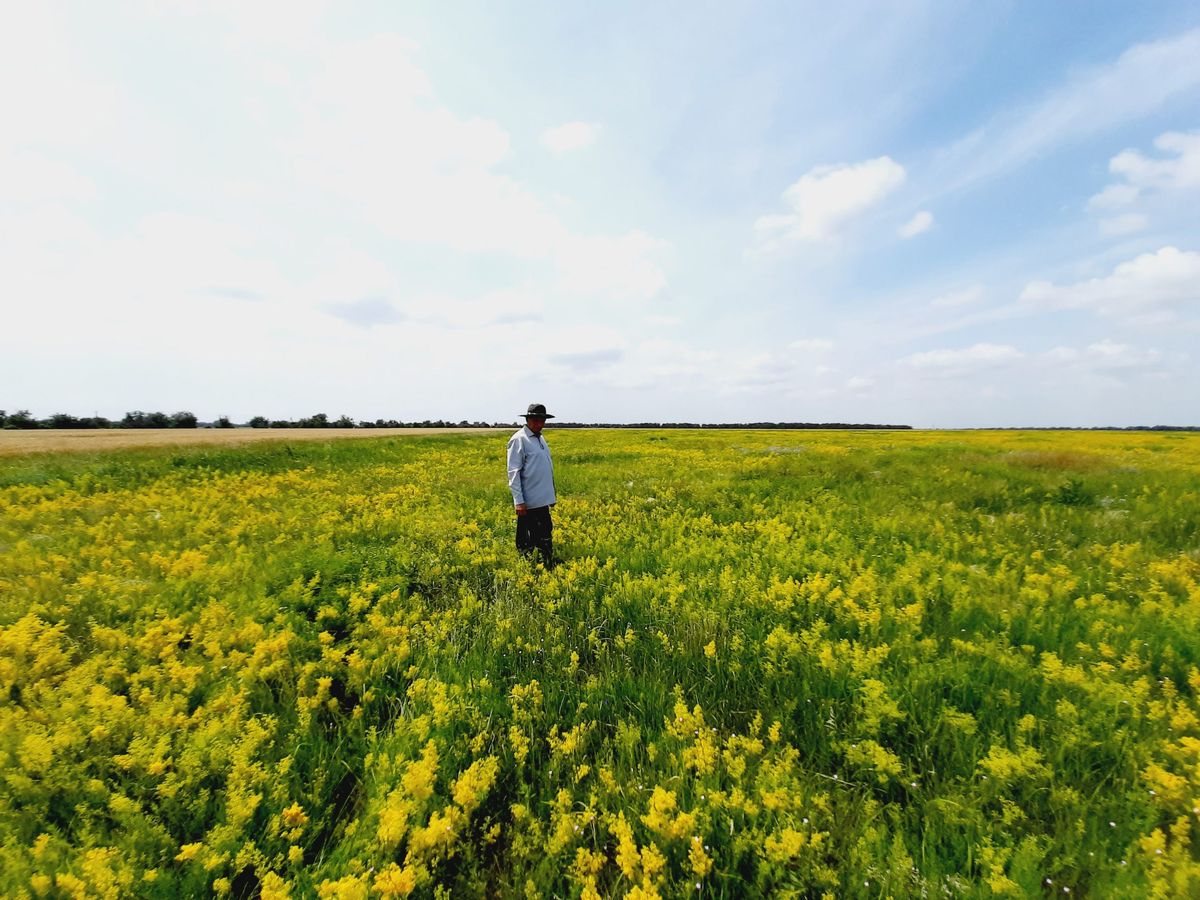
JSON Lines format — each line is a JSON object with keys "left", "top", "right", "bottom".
{"left": 6, "top": 410, "right": 39, "bottom": 429}
{"left": 216, "top": 416, "right": 234, "bottom": 428}
{"left": 148, "top": 412, "right": 171, "bottom": 428}
{"left": 299, "top": 413, "right": 330, "bottom": 428}
{"left": 334, "top": 415, "right": 356, "bottom": 428}
{"left": 48, "top": 413, "right": 80, "bottom": 429}
{"left": 170, "top": 411, "right": 198, "bottom": 429}
{"left": 248, "top": 416, "right": 269, "bottom": 429}
{"left": 270, "top": 420, "right": 293, "bottom": 428}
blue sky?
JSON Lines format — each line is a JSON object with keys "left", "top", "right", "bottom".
{"left": 3, "top": 1, "right": 1198, "bottom": 426}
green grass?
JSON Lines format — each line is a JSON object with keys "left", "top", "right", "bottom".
{"left": 1, "top": 430, "right": 1199, "bottom": 899}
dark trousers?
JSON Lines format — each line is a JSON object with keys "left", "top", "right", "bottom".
{"left": 516, "top": 505, "right": 553, "bottom": 567}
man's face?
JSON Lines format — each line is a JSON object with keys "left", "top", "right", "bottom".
{"left": 527, "top": 416, "right": 546, "bottom": 434}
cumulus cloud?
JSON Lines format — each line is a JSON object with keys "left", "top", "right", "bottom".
{"left": 1087, "top": 130, "right": 1200, "bottom": 226}
{"left": 553, "top": 231, "right": 669, "bottom": 301}
{"left": 846, "top": 375, "right": 875, "bottom": 390}
{"left": 281, "top": 36, "right": 666, "bottom": 299}
{"left": 1110, "top": 130, "right": 1200, "bottom": 191}
{"left": 1086, "top": 182, "right": 1139, "bottom": 210}
{"left": 752, "top": 156, "right": 906, "bottom": 249}
{"left": 1045, "top": 339, "right": 1166, "bottom": 370}
{"left": 1098, "top": 213, "right": 1149, "bottom": 235}
{"left": 541, "top": 122, "right": 599, "bottom": 153}
{"left": 1020, "top": 246, "right": 1200, "bottom": 322}
{"left": 902, "top": 343, "right": 1024, "bottom": 372}
{"left": 898, "top": 210, "right": 934, "bottom": 238}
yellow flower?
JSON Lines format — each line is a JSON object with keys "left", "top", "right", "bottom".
{"left": 259, "top": 872, "right": 292, "bottom": 900}
{"left": 378, "top": 789, "right": 412, "bottom": 846}
{"left": 402, "top": 740, "right": 440, "bottom": 802}
{"left": 317, "top": 875, "right": 369, "bottom": 900}
{"left": 763, "top": 827, "right": 807, "bottom": 863}
{"left": 640, "top": 843, "right": 666, "bottom": 877}
{"left": 452, "top": 756, "right": 499, "bottom": 814}
{"left": 281, "top": 802, "right": 309, "bottom": 829}
{"left": 373, "top": 863, "right": 417, "bottom": 898}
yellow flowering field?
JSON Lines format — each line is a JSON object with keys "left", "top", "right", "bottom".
{"left": 2, "top": 429, "right": 1200, "bottom": 899}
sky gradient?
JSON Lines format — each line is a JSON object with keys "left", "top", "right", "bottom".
{"left": 3, "top": 1, "right": 1199, "bottom": 427}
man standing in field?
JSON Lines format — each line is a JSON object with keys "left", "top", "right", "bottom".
{"left": 507, "top": 403, "right": 557, "bottom": 568}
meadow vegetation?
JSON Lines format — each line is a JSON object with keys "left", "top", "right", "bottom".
{"left": 1, "top": 429, "right": 1199, "bottom": 899}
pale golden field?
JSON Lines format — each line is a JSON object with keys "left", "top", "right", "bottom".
{"left": 0, "top": 428, "right": 506, "bottom": 456}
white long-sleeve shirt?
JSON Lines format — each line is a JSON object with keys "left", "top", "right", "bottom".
{"left": 506, "top": 425, "right": 557, "bottom": 508}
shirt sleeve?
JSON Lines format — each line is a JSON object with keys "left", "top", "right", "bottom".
{"left": 506, "top": 437, "right": 525, "bottom": 506}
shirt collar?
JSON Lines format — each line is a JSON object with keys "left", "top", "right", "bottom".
{"left": 524, "top": 425, "right": 542, "bottom": 441}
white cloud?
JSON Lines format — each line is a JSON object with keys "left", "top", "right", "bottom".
{"left": 278, "top": 36, "right": 666, "bottom": 300}
{"left": 930, "top": 285, "right": 985, "bottom": 308}
{"left": 1110, "top": 131, "right": 1200, "bottom": 190}
{"left": 286, "top": 35, "right": 553, "bottom": 259}
{"left": 1079, "top": 339, "right": 1164, "bottom": 369}
{"left": 553, "top": 231, "right": 669, "bottom": 300}
{"left": 753, "top": 156, "right": 906, "bottom": 248}
{"left": 643, "top": 314, "right": 681, "bottom": 326}
{"left": 0, "top": 6, "right": 127, "bottom": 152}
{"left": 1086, "top": 130, "right": 1200, "bottom": 228}
{"left": 0, "top": 150, "right": 97, "bottom": 205}
{"left": 903, "top": 343, "right": 1024, "bottom": 371}
{"left": 1044, "top": 340, "right": 1169, "bottom": 372}
{"left": 936, "top": 29, "right": 1200, "bottom": 193}
{"left": 846, "top": 376, "right": 875, "bottom": 389}
{"left": 1098, "top": 213, "right": 1149, "bottom": 236}
{"left": 145, "top": 0, "right": 330, "bottom": 43}
{"left": 1087, "top": 182, "right": 1139, "bottom": 210}
{"left": 399, "top": 288, "right": 543, "bottom": 329}
{"left": 541, "top": 122, "right": 599, "bottom": 154}
{"left": 789, "top": 338, "right": 834, "bottom": 352}
{"left": 150, "top": 35, "right": 657, "bottom": 311}
{"left": 1020, "top": 246, "right": 1200, "bottom": 322}
{"left": 898, "top": 210, "right": 934, "bottom": 238}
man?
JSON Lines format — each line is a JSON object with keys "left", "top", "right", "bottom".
{"left": 506, "top": 403, "right": 557, "bottom": 567}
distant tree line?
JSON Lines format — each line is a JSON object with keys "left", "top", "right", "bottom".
{"left": 248, "top": 415, "right": 504, "bottom": 429}
{"left": 0, "top": 410, "right": 507, "bottom": 430}
{"left": 0, "top": 410, "right": 201, "bottom": 429}
{"left": 6, "top": 409, "right": 1198, "bottom": 431}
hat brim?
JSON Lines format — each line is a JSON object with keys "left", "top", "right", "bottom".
{"left": 521, "top": 413, "right": 555, "bottom": 418}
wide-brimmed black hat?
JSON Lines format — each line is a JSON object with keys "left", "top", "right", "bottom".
{"left": 521, "top": 403, "right": 555, "bottom": 419}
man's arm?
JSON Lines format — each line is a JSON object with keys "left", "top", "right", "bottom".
{"left": 506, "top": 438, "right": 526, "bottom": 512}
